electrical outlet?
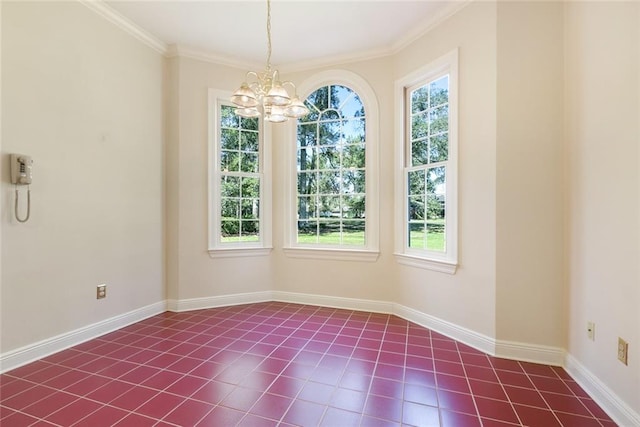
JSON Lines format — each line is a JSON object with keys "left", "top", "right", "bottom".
{"left": 587, "top": 322, "right": 595, "bottom": 341}
{"left": 618, "top": 337, "right": 628, "bottom": 365}
{"left": 97, "top": 284, "right": 107, "bottom": 299}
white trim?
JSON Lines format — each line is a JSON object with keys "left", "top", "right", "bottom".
{"left": 565, "top": 354, "right": 640, "bottom": 427}
{"left": 167, "top": 291, "right": 273, "bottom": 313}
{"left": 208, "top": 247, "right": 273, "bottom": 258}
{"left": 394, "top": 49, "right": 459, "bottom": 272}
{"left": 284, "top": 70, "right": 380, "bottom": 255}
{"left": 272, "top": 291, "right": 393, "bottom": 314}
{"left": 393, "top": 303, "right": 495, "bottom": 356}
{"left": 0, "top": 301, "right": 166, "bottom": 374}
{"left": 167, "top": 44, "right": 262, "bottom": 72}
{"left": 283, "top": 248, "right": 379, "bottom": 262}
{"left": 79, "top": 0, "right": 167, "bottom": 55}
{"left": 495, "top": 339, "right": 565, "bottom": 366}
{"left": 394, "top": 253, "right": 457, "bottom": 274}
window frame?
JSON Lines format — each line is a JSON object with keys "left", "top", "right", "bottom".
{"left": 284, "top": 70, "right": 379, "bottom": 262}
{"left": 208, "top": 89, "right": 272, "bottom": 258}
{"left": 394, "top": 50, "right": 458, "bottom": 273}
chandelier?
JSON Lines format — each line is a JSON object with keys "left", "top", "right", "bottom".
{"left": 230, "top": 0, "right": 309, "bottom": 123}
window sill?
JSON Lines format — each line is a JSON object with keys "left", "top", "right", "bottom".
{"left": 283, "top": 247, "right": 380, "bottom": 262}
{"left": 208, "top": 247, "right": 273, "bottom": 258}
{"left": 394, "top": 253, "right": 457, "bottom": 274}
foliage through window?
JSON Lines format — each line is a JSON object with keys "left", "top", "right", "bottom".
{"left": 218, "top": 105, "right": 261, "bottom": 243}
{"left": 407, "top": 75, "right": 449, "bottom": 252}
{"left": 296, "top": 85, "right": 366, "bottom": 246}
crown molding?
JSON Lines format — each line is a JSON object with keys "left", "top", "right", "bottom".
{"left": 390, "top": 0, "right": 473, "bottom": 53}
{"left": 166, "top": 44, "right": 262, "bottom": 71}
{"left": 79, "top": 0, "right": 168, "bottom": 55}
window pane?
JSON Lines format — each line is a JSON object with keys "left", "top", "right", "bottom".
{"left": 241, "top": 131, "right": 259, "bottom": 152}
{"left": 221, "top": 220, "right": 240, "bottom": 239}
{"left": 412, "top": 112, "right": 428, "bottom": 140}
{"left": 307, "top": 86, "right": 329, "bottom": 111}
{"left": 221, "top": 198, "right": 239, "bottom": 219}
{"left": 221, "top": 150, "right": 240, "bottom": 172}
{"left": 343, "top": 119, "right": 365, "bottom": 143}
{"left": 408, "top": 170, "right": 425, "bottom": 196}
{"left": 221, "top": 176, "right": 240, "bottom": 197}
{"left": 241, "top": 177, "right": 259, "bottom": 198}
{"left": 240, "top": 221, "right": 259, "bottom": 241}
{"left": 221, "top": 105, "right": 239, "bottom": 128}
{"left": 430, "top": 105, "right": 449, "bottom": 134}
{"left": 319, "top": 171, "right": 340, "bottom": 194}
{"left": 330, "top": 85, "right": 354, "bottom": 110}
{"left": 298, "top": 172, "right": 316, "bottom": 195}
{"left": 319, "top": 121, "right": 340, "bottom": 146}
{"left": 343, "top": 220, "right": 365, "bottom": 245}
{"left": 408, "top": 196, "right": 425, "bottom": 221}
{"left": 408, "top": 223, "right": 426, "bottom": 249}
{"left": 411, "top": 86, "right": 428, "bottom": 114}
{"left": 342, "top": 195, "right": 365, "bottom": 219}
{"left": 319, "top": 195, "right": 340, "bottom": 218}
{"left": 241, "top": 116, "right": 259, "bottom": 131}
{"left": 342, "top": 169, "right": 365, "bottom": 194}
{"left": 298, "top": 147, "right": 315, "bottom": 171}
{"left": 412, "top": 138, "right": 428, "bottom": 166}
{"left": 298, "top": 196, "right": 316, "bottom": 220}
{"left": 297, "top": 220, "right": 317, "bottom": 243}
{"left": 318, "top": 220, "right": 341, "bottom": 243}
{"left": 221, "top": 128, "right": 239, "bottom": 150}
{"left": 343, "top": 143, "right": 365, "bottom": 168}
{"left": 298, "top": 123, "right": 317, "bottom": 147}
{"left": 241, "top": 199, "right": 258, "bottom": 219}
{"left": 430, "top": 76, "right": 449, "bottom": 107}
{"left": 318, "top": 146, "right": 339, "bottom": 170}
{"left": 429, "top": 134, "right": 448, "bottom": 163}
{"left": 240, "top": 152, "right": 258, "bottom": 173}
{"left": 320, "top": 110, "right": 341, "bottom": 121}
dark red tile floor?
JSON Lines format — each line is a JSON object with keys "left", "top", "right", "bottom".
{"left": 0, "top": 302, "right": 617, "bottom": 426}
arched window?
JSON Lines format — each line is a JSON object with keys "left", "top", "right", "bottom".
{"left": 285, "top": 71, "right": 379, "bottom": 261}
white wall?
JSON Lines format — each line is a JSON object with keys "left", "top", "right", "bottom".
{"left": 166, "top": 57, "right": 274, "bottom": 302}
{"left": 495, "top": 2, "right": 565, "bottom": 348}
{"left": 1, "top": 2, "right": 165, "bottom": 353}
{"left": 392, "top": 2, "right": 498, "bottom": 339}
{"left": 565, "top": 1, "right": 640, "bottom": 417}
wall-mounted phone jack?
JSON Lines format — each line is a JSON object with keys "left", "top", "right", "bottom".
{"left": 618, "top": 338, "right": 629, "bottom": 365}
{"left": 97, "top": 284, "right": 107, "bottom": 299}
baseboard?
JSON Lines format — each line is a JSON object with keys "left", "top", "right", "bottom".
{"left": 495, "top": 339, "right": 565, "bottom": 366}
{"left": 564, "top": 354, "right": 640, "bottom": 427}
{"left": 167, "top": 291, "right": 274, "bottom": 312}
{"left": 272, "top": 291, "right": 394, "bottom": 314}
{"left": 393, "top": 303, "right": 496, "bottom": 356}
{"left": 0, "top": 301, "right": 166, "bottom": 374}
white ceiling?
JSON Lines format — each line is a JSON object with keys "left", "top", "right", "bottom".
{"left": 104, "top": 0, "right": 467, "bottom": 70}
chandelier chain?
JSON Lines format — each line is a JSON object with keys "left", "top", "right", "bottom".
{"left": 266, "top": 0, "right": 272, "bottom": 71}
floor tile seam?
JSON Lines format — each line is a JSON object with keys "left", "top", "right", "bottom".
{"left": 476, "top": 349, "right": 526, "bottom": 427}
{"left": 157, "top": 396, "right": 218, "bottom": 427}
{"left": 453, "top": 340, "right": 486, "bottom": 427}
{"left": 3, "top": 408, "right": 53, "bottom": 426}
{"left": 531, "top": 380, "right": 574, "bottom": 427}
{"left": 215, "top": 304, "right": 335, "bottom": 424}
{"left": 357, "top": 315, "right": 399, "bottom": 427}
{"left": 272, "top": 308, "right": 369, "bottom": 426}
{"left": 22, "top": 392, "right": 87, "bottom": 425}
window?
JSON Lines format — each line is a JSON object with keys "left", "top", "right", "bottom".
{"left": 285, "top": 71, "right": 379, "bottom": 261}
{"left": 395, "top": 50, "right": 458, "bottom": 273}
{"left": 208, "top": 91, "right": 271, "bottom": 257}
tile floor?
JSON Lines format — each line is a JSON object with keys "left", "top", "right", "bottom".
{"left": 0, "top": 302, "right": 616, "bottom": 427}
